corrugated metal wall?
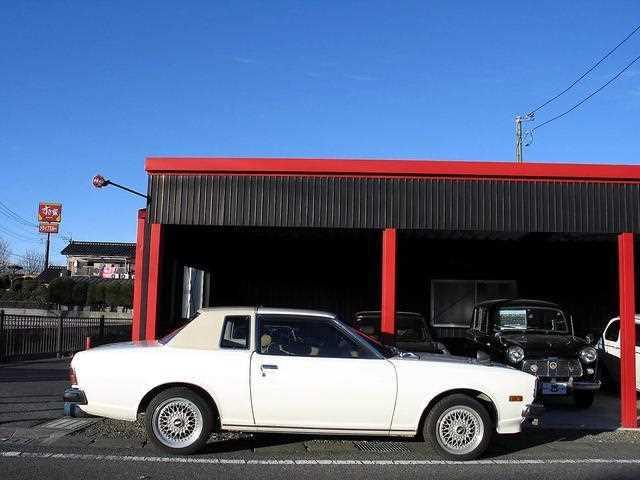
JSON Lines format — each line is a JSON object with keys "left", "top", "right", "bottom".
{"left": 148, "top": 174, "right": 640, "bottom": 233}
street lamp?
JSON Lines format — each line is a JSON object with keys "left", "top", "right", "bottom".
{"left": 92, "top": 175, "right": 149, "bottom": 201}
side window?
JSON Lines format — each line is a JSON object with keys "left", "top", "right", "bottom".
{"left": 220, "top": 316, "right": 250, "bottom": 349}
{"left": 604, "top": 320, "right": 620, "bottom": 342}
{"left": 258, "top": 316, "right": 376, "bottom": 359}
{"left": 636, "top": 324, "right": 640, "bottom": 348}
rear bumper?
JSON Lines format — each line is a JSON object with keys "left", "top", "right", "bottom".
{"left": 63, "top": 387, "right": 87, "bottom": 405}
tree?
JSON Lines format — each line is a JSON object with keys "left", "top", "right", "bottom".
{"left": 48, "top": 277, "right": 74, "bottom": 306}
{"left": 119, "top": 280, "right": 133, "bottom": 309}
{"left": 71, "top": 281, "right": 88, "bottom": 306}
{"left": 0, "top": 238, "right": 10, "bottom": 273}
{"left": 88, "top": 282, "right": 106, "bottom": 310}
{"left": 104, "top": 281, "right": 121, "bottom": 309}
{"left": 21, "top": 249, "right": 44, "bottom": 275}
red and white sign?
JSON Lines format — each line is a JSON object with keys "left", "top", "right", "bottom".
{"left": 39, "top": 223, "right": 59, "bottom": 234}
{"left": 38, "top": 202, "right": 62, "bottom": 223}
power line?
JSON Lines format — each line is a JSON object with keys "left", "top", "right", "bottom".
{"left": 529, "top": 23, "right": 640, "bottom": 114}
{"left": 531, "top": 54, "right": 640, "bottom": 132}
{"left": 0, "top": 200, "right": 37, "bottom": 228}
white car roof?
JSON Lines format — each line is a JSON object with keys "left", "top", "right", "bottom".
{"left": 257, "top": 307, "right": 336, "bottom": 318}
{"left": 608, "top": 315, "right": 640, "bottom": 323}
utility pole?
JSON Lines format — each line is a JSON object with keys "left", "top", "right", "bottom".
{"left": 515, "top": 113, "right": 534, "bottom": 163}
{"left": 44, "top": 232, "right": 50, "bottom": 271}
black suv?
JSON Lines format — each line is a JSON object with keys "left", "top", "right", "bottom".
{"left": 466, "top": 299, "right": 600, "bottom": 408}
{"left": 352, "top": 311, "right": 449, "bottom": 355}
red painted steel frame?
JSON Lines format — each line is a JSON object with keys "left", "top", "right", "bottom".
{"left": 132, "top": 209, "right": 146, "bottom": 341}
{"left": 381, "top": 229, "right": 397, "bottom": 340}
{"left": 146, "top": 157, "right": 640, "bottom": 183}
{"left": 618, "top": 233, "right": 638, "bottom": 428}
{"left": 145, "top": 223, "right": 163, "bottom": 341}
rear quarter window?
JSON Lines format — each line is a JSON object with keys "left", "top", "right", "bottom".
{"left": 220, "top": 316, "right": 251, "bottom": 349}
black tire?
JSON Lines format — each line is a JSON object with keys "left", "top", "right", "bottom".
{"left": 573, "top": 391, "right": 595, "bottom": 409}
{"left": 144, "top": 387, "right": 214, "bottom": 454}
{"left": 423, "top": 394, "right": 492, "bottom": 461}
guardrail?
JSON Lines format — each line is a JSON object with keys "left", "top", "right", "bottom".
{"left": 0, "top": 310, "right": 132, "bottom": 362}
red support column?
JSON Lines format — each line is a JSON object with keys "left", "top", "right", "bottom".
{"left": 146, "top": 223, "right": 163, "bottom": 341}
{"left": 131, "top": 209, "right": 146, "bottom": 341}
{"left": 618, "top": 232, "right": 638, "bottom": 428}
{"left": 381, "top": 228, "right": 397, "bottom": 343}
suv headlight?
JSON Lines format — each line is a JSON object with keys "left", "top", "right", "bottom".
{"left": 579, "top": 346, "right": 597, "bottom": 363}
{"left": 507, "top": 346, "right": 525, "bottom": 364}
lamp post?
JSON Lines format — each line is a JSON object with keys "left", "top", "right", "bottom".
{"left": 92, "top": 175, "right": 149, "bottom": 201}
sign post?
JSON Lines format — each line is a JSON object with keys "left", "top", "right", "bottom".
{"left": 38, "top": 202, "right": 62, "bottom": 271}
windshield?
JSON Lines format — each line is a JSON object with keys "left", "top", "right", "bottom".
{"left": 493, "top": 307, "right": 569, "bottom": 333}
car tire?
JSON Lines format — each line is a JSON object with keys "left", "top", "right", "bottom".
{"left": 145, "top": 387, "right": 214, "bottom": 454}
{"left": 573, "top": 391, "right": 595, "bottom": 409}
{"left": 423, "top": 394, "right": 492, "bottom": 461}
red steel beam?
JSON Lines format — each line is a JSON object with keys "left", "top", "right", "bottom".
{"left": 381, "top": 228, "right": 397, "bottom": 342}
{"left": 145, "top": 223, "right": 163, "bottom": 341}
{"left": 146, "top": 157, "right": 640, "bottom": 183}
{"left": 131, "top": 209, "right": 146, "bottom": 341}
{"left": 618, "top": 232, "right": 638, "bottom": 428}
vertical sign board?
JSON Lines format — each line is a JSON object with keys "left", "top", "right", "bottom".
{"left": 38, "top": 202, "right": 62, "bottom": 224}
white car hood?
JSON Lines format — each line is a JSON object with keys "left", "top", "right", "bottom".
{"left": 394, "top": 351, "right": 510, "bottom": 369}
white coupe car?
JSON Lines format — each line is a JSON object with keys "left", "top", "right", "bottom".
{"left": 64, "top": 307, "right": 540, "bottom": 460}
{"left": 597, "top": 315, "right": 640, "bottom": 391}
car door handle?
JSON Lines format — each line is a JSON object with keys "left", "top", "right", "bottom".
{"left": 261, "top": 364, "right": 278, "bottom": 370}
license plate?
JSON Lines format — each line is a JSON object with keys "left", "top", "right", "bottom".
{"left": 542, "top": 382, "right": 567, "bottom": 395}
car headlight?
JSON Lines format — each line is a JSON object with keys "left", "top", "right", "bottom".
{"left": 507, "top": 346, "right": 525, "bottom": 364}
{"left": 579, "top": 346, "right": 597, "bottom": 364}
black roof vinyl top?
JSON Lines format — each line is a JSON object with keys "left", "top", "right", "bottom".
{"left": 61, "top": 241, "right": 136, "bottom": 258}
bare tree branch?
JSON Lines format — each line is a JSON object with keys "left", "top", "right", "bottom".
{"left": 0, "top": 237, "right": 10, "bottom": 273}
{"left": 21, "top": 249, "right": 44, "bottom": 275}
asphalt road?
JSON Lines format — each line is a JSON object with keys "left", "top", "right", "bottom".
{"left": 1, "top": 447, "right": 640, "bottom": 480}
{"left": 1, "top": 358, "right": 639, "bottom": 479}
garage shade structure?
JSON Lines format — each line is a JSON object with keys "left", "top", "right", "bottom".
{"left": 135, "top": 157, "right": 639, "bottom": 429}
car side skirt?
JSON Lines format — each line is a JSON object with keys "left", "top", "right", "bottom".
{"left": 222, "top": 424, "right": 417, "bottom": 437}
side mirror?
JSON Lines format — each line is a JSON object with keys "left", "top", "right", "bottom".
{"left": 476, "top": 351, "right": 490, "bottom": 364}
{"left": 584, "top": 333, "right": 595, "bottom": 345}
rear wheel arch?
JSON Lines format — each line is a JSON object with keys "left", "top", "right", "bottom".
{"left": 138, "top": 383, "right": 220, "bottom": 428}
{"left": 417, "top": 389, "right": 497, "bottom": 438}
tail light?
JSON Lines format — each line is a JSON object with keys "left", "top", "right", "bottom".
{"left": 69, "top": 367, "right": 78, "bottom": 385}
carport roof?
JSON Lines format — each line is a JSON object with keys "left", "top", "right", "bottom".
{"left": 146, "top": 157, "right": 640, "bottom": 182}
{"left": 144, "top": 157, "right": 640, "bottom": 233}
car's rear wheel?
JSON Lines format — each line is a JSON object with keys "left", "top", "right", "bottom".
{"left": 573, "top": 391, "right": 595, "bottom": 409}
{"left": 145, "top": 387, "right": 213, "bottom": 454}
{"left": 423, "top": 394, "right": 492, "bottom": 461}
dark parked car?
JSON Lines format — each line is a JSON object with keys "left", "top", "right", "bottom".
{"left": 352, "top": 311, "right": 449, "bottom": 354}
{"left": 466, "top": 299, "right": 600, "bottom": 408}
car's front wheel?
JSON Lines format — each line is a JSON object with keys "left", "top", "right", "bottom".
{"left": 423, "top": 394, "right": 492, "bottom": 461}
{"left": 145, "top": 387, "right": 214, "bottom": 454}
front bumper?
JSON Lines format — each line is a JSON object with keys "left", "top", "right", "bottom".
{"left": 63, "top": 387, "right": 87, "bottom": 405}
{"left": 522, "top": 402, "right": 544, "bottom": 426}
{"left": 536, "top": 379, "right": 601, "bottom": 396}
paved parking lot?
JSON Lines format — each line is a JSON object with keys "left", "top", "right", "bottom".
{"left": 1, "top": 358, "right": 639, "bottom": 479}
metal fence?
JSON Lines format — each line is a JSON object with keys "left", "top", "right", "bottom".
{"left": 0, "top": 310, "right": 132, "bottom": 362}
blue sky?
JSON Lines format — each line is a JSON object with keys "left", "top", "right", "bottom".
{"left": 1, "top": 1, "right": 639, "bottom": 265}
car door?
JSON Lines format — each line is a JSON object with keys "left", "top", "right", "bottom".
{"left": 601, "top": 319, "right": 621, "bottom": 380}
{"left": 250, "top": 314, "right": 397, "bottom": 432}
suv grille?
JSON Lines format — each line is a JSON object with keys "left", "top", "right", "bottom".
{"left": 521, "top": 359, "right": 583, "bottom": 378}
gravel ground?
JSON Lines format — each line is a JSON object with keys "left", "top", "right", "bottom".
{"left": 74, "top": 416, "right": 251, "bottom": 443}
{"left": 72, "top": 416, "right": 640, "bottom": 448}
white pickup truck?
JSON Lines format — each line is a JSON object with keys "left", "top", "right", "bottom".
{"left": 64, "top": 307, "right": 540, "bottom": 460}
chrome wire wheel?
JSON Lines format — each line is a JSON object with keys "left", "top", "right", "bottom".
{"left": 152, "top": 397, "right": 204, "bottom": 448}
{"left": 435, "top": 406, "right": 484, "bottom": 456}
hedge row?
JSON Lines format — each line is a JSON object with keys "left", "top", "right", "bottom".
{"left": 48, "top": 278, "right": 133, "bottom": 308}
